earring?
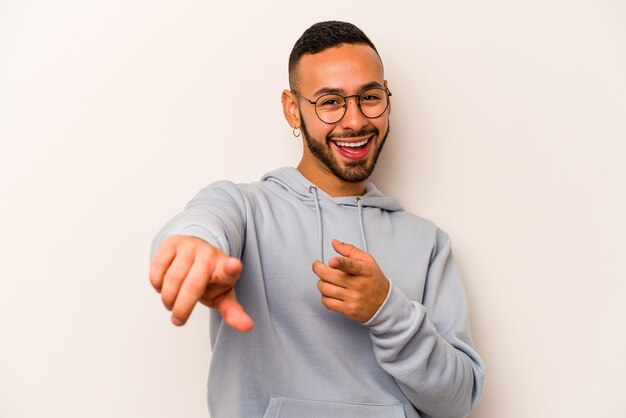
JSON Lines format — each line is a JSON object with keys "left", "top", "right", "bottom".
{"left": 292, "top": 126, "right": 301, "bottom": 138}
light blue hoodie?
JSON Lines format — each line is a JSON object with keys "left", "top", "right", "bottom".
{"left": 151, "top": 167, "right": 484, "bottom": 418}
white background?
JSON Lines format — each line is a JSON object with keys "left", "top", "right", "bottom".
{"left": 1, "top": 1, "right": 625, "bottom": 417}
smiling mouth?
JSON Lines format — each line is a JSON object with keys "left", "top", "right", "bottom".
{"left": 331, "top": 136, "right": 373, "bottom": 160}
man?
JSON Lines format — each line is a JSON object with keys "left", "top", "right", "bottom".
{"left": 150, "top": 21, "right": 484, "bottom": 418}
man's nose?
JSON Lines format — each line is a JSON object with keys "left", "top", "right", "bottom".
{"left": 340, "top": 97, "right": 368, "bottom": 131}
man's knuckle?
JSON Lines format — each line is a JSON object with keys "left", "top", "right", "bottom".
{"left": 163, "top": 267, "right": 183, "bottom": 284}
{"left": 321, "top": 296, "right": 335, "bottom": 310}
{"left": 186, "top": 279, "right": 207, "bottom": 296}
{"left": 195, "top": 249, "right": 213, "bottom": 265}
{"left": 163, "top": 235, "right": 178, "bottom": 246}
{"left": 150, "top": 256, "right": 163, "bottom": 270}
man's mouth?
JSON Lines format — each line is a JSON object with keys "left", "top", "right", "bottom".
{"left": 330, "top": 136, "right": 373, "bottom": 160}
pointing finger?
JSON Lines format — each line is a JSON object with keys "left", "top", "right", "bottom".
{"left": 214, "top": 289, "right": 254, "bottom": 332}
{"left": 331, "top": 239, "right": 369, "bottom": 261}
{"left": 312, "top": 260, "right": 342, "bottom": 282}
{"left": 312, "top": 260, "right": 349, "bottom": 287}
{"left": 311, "top": 259, "right": 326, "bottom": 277}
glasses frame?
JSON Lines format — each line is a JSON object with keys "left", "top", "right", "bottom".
{"left": 291, "top": 87, "right": 392, "bottom": 124}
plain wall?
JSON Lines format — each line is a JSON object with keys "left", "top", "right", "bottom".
{"left": 1, "top": 1, "right": 625, "bottom": 417}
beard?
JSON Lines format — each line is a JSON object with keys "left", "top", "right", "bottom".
{"left": 300, "top": 117, "right": 389, "bottom": 183}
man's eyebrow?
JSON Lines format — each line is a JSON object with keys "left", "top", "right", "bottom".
{"left": 360, "top": 81, "right": 385, "bottom": 91}
{"left": 312, "top": 81, "right": 385, "bottom": 98}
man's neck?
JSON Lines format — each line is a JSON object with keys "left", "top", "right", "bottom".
{"left": 297, "top": 161, "right": 365, "bottom": 197}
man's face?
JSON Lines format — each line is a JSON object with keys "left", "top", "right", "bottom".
{"left": 294, "top": 44, "right": 390, "bottom": 183}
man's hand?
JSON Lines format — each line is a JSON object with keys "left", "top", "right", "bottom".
{"left": 149, "top": 235, "right": 254, "bottom": 332}
{"left": 312, "top": 239, "right": 390, "bottom": 323}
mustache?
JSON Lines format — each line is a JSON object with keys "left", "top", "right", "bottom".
{"left": 329, "top": 128, "right": 378, "bottom": 140}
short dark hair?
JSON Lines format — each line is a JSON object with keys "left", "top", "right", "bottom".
{"left": 288, "top": 21, "right": 380, "bottom": 89}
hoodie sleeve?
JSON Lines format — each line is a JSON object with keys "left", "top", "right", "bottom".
{"left": 150, "top": 181, "right": 247, "bottom": 259}
{"left": 362, "top": 228, "right": 484, "bottom": 418}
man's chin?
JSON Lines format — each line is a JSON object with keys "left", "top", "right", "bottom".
{"left": 333, "top": 160, "right": 375, "bottom": 183}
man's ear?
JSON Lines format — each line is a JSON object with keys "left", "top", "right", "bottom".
{"left": 281, "top": 90, "right": 301, "bottom": 129}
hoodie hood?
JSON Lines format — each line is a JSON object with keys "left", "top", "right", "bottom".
{"left": 262, "top": 167, "right": 403, "bottom": 261}
{"left": 261, "top": 167, "right": 403, "bottom": 212}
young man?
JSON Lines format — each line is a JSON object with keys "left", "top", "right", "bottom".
{"left": 150, "top": 21, "right": 484, "bottom": 418}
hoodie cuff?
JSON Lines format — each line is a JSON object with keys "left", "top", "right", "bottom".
{"left": 361, "top": 283, "right": 425, "bottom": 334}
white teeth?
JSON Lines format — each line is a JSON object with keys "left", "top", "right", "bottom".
{"left": 334, "top": 138, "right": 369, "bottom": 147}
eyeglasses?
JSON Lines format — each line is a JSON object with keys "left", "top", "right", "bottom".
{"left": 291, "top": 87, "right": 392, "bottom": 124}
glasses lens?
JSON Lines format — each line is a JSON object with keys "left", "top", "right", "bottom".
{"left": 359, "top": 88, "right": 389, "bottom": 119}
{"left": 315, "top": 94, "right": 345, "bottom": 124}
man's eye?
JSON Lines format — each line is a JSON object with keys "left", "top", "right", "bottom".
{"left": 319, "top": 98, "right": 342, "bottom": 106}
{"left": 362, "top": 94, "right": 381, "bottom": 102}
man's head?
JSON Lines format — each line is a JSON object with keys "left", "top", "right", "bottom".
{"left": 282, "top": 21, "right": 391, "bottom": 190}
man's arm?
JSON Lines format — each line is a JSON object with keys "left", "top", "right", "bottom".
{"left": 313, "top": 237, "right": 484, "bottom": 418}
{"left": 149, "top": 181, "right": 253, "bottom": 331}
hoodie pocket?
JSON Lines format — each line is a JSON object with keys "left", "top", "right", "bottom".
{"left": 262, "top": 396, "right": 406, "bottom": 418}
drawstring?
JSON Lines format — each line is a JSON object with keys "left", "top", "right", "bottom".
{"left": 309, "top": 185, "right": 324, "bottom": 262}
{"left": 308, "top": 187, "right": 369, "bottom": 262}
{"left": 355, "top": 196, "right": 368, "bottom": 253}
